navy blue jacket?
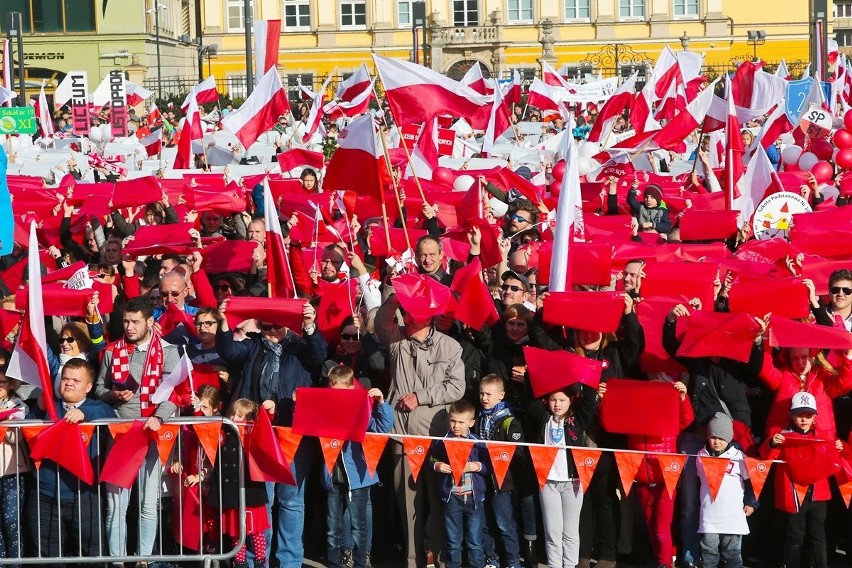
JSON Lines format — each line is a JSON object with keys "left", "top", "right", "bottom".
{"left": 429, "top": 432, "right": 490, "bottom": 503}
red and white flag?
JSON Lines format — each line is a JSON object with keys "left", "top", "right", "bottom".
{"left": 734, "top": 144, "right": 783, "bottom": 222}
{"left": 373, "top": 54, "right": 492, "bottom": 129}
{"left": 652, "top": 78, "right": 718, "bottom": 151}
{"left": 775, "top": 59, "right": 791, "bottom": 81}
{"left": 302, "top": 75, "right": 332, "bottom": 143}
{"left": 726, "top": 90, "right": 745, "bottom": 209}
{"left": 324, "top": 82, "right": 374, "bottom": 119}
{"left": 253, "top": 20, "right": 282, "bottom": 86}
{"left": 7, "top": 222, "right": 58, "bottom": 420}
{"left": 482, "top": 80, "right": 511, "bottom": 156}
{"left": 264, "top": 179, "right": 296, "bottom": 298}
{"left": 461, "top": 61, "right": 494, "bottom": 95}
{"left": 543, "top": 60, "right": 571, "bottom": 88}
{"left": 173, "top": 92, "right": 203, "bottom": 169}
{"left": 125, "top": 81, "right": 153, "bottom": 107}
{"left": 730, "top": 60, "right": 786, "bottom": 110}
{"left": 526, "top": 78, "right": 569, "bottom": 121}
{"left": 146, "top": 104, "right": 163, "bottom": 128}
{"left": 136, "top": 125, "right": 163, "bottom": 157}
{"left": 752, "top": 103, "right": 792, "bottom": 152}
{"left": 323, "top": 114, "right": 391, "bottom": 199}
{"left": 336, "top": 63, "right": 372, "bottom": 102}
{"left": 1, "top": 39, "right": 12, "bottom": 107}
{"left": 702, "top": 95, "right": 776, "bottom": 133}
{"left": 181, "top": 76, "right": 219, "bottom": 111}
{"left": 36, "top": 82, "right": 54, "bottom": 138}
{"left": 222, "top": 67, "right": 289, "bottom": 149}
{"left": 587, "top": 72, "right": 637, "bottom": 144}
{"left": 505, "top": 69, "right": 522, "bottom": 107}
{"left": 405, "top": 118, "right": 440, "bottom": 181}
{"left": 549, "top": 122, "right": 584, "bottom": 292}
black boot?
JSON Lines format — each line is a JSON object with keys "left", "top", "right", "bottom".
{"left": 522, "top": 539, "right": 538, "bottom": 568}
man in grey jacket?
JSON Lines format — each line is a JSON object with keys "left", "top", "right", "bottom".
{"left": 376, "top": 293, "right": 466, "bottom": 568}
{"left": 95, "top": 296, "right": 179, "bottom": 559}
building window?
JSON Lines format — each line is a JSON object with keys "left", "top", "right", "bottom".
{"left": 1, "top": 0, "right": 96, "bottom": 33}
{"left": 227, "top": 0, "right": 254, "bottom": 32}
{"left": 226, "top": 74, "right": 248, "bottom": 100}
{"left": 673, "top": 0, "right": 698, "bottom": 17}
{"left": 619, "top": 0, "right": 644, "bottom": 18}
{"left": 398, "top": 0, "right": 412, "bottom": 25}
{"left": 564, "top": 0, "right": 590, "bottom": 20}
{"left": 839, "top": 30, "right": 852, "bottom": 46}
{"left": 838, "top": 2, "right": 852, "bottom": 17}
{"left": 453, "top": 0, "right": 478, "bottom": 26}
{"left": 507, "top": 0, "right": 533, "bottom": 22}
{"left": 284, "top": 0, "right": 310, "bottom": 29}
{"left": 340, "top": 0, "right": 367, "bottom": 27}
{"left": 561, "top": 65, "right": 595, "bottom": 81}
{"left": 287, "top": 73, "right": 314, "bottom": 102}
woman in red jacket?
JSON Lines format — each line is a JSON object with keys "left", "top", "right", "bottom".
{"left": 626, "top": 381, "right": 694, "bottom": 568}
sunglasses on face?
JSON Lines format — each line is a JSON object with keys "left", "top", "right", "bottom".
{"left": 161, "top": 290, "right": 184, "bottom": 297}
{"left": 501, "top": 284, "right": 524, "bottom": 292}
{"left": 217, "top": 285, "right": 232, "bottom": 292}
{"left": 60, "top": 336, "right": 77, "bottom": 344}
{"left": 340, "top": 333, "right": 360, "bottom": 341}
{"left": 510, "top": 214, "right": 529, "bottom": 223}
{"left": 261, "top": 323, "right": 284, "bottom": 331}
{"left": 831, "top": 286, "right": 852, "bottom": 295}
{"left": 195, "top": 320, "right": 217, "bottom": 329}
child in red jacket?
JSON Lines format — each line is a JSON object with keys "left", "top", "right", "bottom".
{"left": 760, "top": 392, "right": 842, "bottom": 568}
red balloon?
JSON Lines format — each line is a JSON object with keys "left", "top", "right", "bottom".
{"left": 810, "top": 138, "right": 834, "bottom": 161}
{"left": 552, "top": 160, "right": 566, "bottom": 180}
{"left": 836, "top": 148, "right": 852, "bottom": 169}
{"left": 845, "top": 110, "right": 852, "bottom": 132}
{"left": 431, "top": 167, "right": 454, "bottom": 186}
{"left": 835, "top": 129, "right": 852, "bottom": 150}
{"left": 811, "top": 160, "right": 835, "bottom": 184}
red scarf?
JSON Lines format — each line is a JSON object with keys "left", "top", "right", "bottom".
{"left": 109, "top": 330, "right": 164, "bottom": 417}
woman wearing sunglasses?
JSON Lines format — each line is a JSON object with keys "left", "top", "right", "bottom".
{"left": 321, "top": 314, "right": 387, "bottom": 391}
{"left": 45, "top": 292, "right": 106, "bottom": 396}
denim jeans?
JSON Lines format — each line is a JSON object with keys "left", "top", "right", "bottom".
{"left": 271, "top": 440, "right": 313, "bottom": 568}
{"left": 327, "top": 483, "right": 370, "bottom": 568}
{"left": 105, "top": 442, "right": 161, "bottom": 556}
{"left": 0, "top": 475, "right": 22, "bottom": 561}
{"left": 444, "top": 493, "right": 485, "bottom": 568}
{"left": 700, "top": 533, "right": 742, "bottom": 568}
{"left": 342, "top": 488, "right": 372, "bottom": 554}
{"left": 483, "top": 490, "right": 521, "bottom": 567}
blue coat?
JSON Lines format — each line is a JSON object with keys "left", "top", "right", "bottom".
{"left": 429, "top": 432, "right": 490, "bottom": 503}
{"left": 216, "top": 328, "right": 327, "bottom": 425}
{"left": 320, "top": 400, "right": 394, "bottom": 491}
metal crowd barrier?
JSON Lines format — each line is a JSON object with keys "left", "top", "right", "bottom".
{"left": 0, "top": 417, "right": 245, "bottom": 567}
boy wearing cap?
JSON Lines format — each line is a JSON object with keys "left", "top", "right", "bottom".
{"left": 626, "top": 180, "right": 672, "bottom": 235}
{"left": 696, "top": 413, "right": 757, "bottom": 568}
{"left": 761, "top": 393, "right": 842, "bottom": 568}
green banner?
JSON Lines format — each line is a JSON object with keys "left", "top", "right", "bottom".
{"left": 0, "top": 107, "right": 37, "bottom": 135}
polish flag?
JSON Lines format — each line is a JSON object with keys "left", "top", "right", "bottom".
{"left": 549, "top": 123, "right": 584, "bottom": 292}
{"left": 587, "top": 72, "right": 637, "bottom": 143}
{"left": 726, "top": 90, "right": 745, "bottom": 209}
{"left": 324, "top": 82, "right": 375, "bottom": 119}
{"left": 543, "top": 60, "right": 571, "bottom": 88}
{"left": 405, "top": 118, "right": 439, "bottom": 181}
{"left": 775, "top": 60, "right": 791, "bottom": 81}
{"left": 146, "top": 104, "right": 163, "bottom": 128}
{"left": 254, "top": 20, "right": 282, "bottom": 86}
{"left": 298, "top": 76, "right": 315, "bottom": 101}
{"left": 181, "top": 76, "right": 219, "bottom": 111}
{"left": 1, "top": 39, "right": 12, "bottom": 107}
{"left": 526, "top": 78, "right": 568, "bottom": 120}
{"left": 734, "top": 145, "right": 783, "bottom": 222}
{"left": 652, "top": 79, "right": 718, "bottom": 151}
{"left": 373, "top": 54, "right": 492, "bottom": 130}
{"left": 323, "top": 114, "right": 392, "bottom": 199}
{"left": 222, "top": 67, "right": 289, "bottom": 149}
{"left": 302, "top": 75, "right": 332, "bottom": 143}
{"left": 702, "top": 95, "right": 776, "bottom": 133}
{"left": 631, "top": 48, "right": 683, "bottom": 132}
{"left": 36, "top": 82, "right": 55, "bottom": 138}
{"left": 7, "top": 222, "right": 58, "bottom": 420}
{"left": 173, "top": 92, "right": 203, "bottom": 169}
{"left": 482, "top": 80, "right": 511, "bottom": 156}
{"left": 460, "top": 61, "right": 495, "bottom": 95}
{"left": 730, "top": 61, "right": 786, "bottom": 110}
{"left": 136, "top": 125, "right": 163, "bottom": 157}
{"left": 126, "top": 81, "right": 153, "bottom": 107}
{"left": 752, "top": 103, "right": 792, "bottom": 151}
{"left": 264, "top": 179, "right": 296, "bottom": 298}
{"left": 504, "top": 69, "right": 522, "bottom": 107}
{"left": 336, "top": 63, "right": 372, "bottom": 102}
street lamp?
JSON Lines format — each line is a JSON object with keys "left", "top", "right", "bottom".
{"left": 146, "top": 1, "right": 167, "bottom": 101}
{"left": 199, "top": 45, "right": 218, "bottom": 79}
{"left": 679, "top": 31, "right": 690, "bottom": 51}
{"left": 747, "top": 30, "right": 767, "bottom": 61}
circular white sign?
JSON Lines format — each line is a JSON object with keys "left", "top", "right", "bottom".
{"left": 752, "top": 191, "right": 812, "bottom": 240}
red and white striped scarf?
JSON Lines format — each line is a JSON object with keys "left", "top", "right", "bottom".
{"left": 109, "top": 330, "right": 164, "bottom": 417}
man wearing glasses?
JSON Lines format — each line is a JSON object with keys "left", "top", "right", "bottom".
{"left": 155, "top": 271, "right": 200, "bottom": 319}
{"left": 809, "top": 269, "right": 852, "bottom": 331}
{"left": 500, "top": 270, "right": 531, "bottom": 310}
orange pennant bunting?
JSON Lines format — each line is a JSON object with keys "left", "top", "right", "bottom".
{"left": 402, "top": 437, "right": 430, "bottom": 483}
{"left": 154, "top": 424, "right": 181, "bottom": 465}
{"left": 275, "top": 426, "right": 304, "bottom": 465}
{"left": 486, "top": 443, "right": 517, "bottom": 490}
{"left": 528, "top": 445, "right": 560, "bottom": 491}
{"left": 614, "top": 452, "right": 645, "bottom": 496}
{"left": 794, "top": 482, "right": 809, "bottom": 506}
{"left": 444, "top": 439, "right": 475, "bottom": 485}
{"left": 107, "top": 422, "right": 134, "bottom": 439}
{"left": 361, "top": 434, "right": 389, "bottom": 477}
{"left": 743, "top": 457, "right": 772, "bottom": 500}
{"left": 839, "top": 482, "right": 852, "bottom": 508}
{"left": 572, "top": 448, "right": 602, "bottom": 492}
{"left": 319, "top": 437, "right": 345, "bottom": 474}
{"left": 699, "top": 456, "right": 731, "bottom": 501}
{"left": 0, "top": 427, "right": 8, "bottom": 443}
{"left": 79, "top": 424, "right": 95, "bottom": 449}
{"left": 21, "top": 424, "right": 50, "bottom": 468}
{"left": 192, "top": 421, "right": 222, "bottom": 466}
{"left": 657, "top": 454, "right": 688, "bottom": 498}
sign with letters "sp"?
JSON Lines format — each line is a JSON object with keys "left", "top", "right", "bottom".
{"left": 0, "top": 107, "right": 37, "bottom": 134}
{"left": 800, "top": 105, "right": 833, "bottom": 139}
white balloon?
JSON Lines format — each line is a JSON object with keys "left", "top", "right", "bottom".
{"left": 88, "top": 128, "right": 102, "bottom": 142}
{"left": 798, "top": 151, "right": 819, "bottom": 171}
{"left": 100, "top": 124, "right": 112, "bottom": 142}
{"left": 579, "top": 141, "right": 600, "bottom": 159}
{"left": 453, "top": 174, "right": 475, "bottom": 192}
{"left": 781, "top": 145, "right": 803, "bottom": 164}
{"left": 778, "top": 132, "right": 796, "bottom": 146}
{"left": 577, "top": 156, "right": 593, "bottom": 176}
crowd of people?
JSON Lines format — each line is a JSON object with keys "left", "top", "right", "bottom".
{"left": 1, "top": 56, "right": 852, "bottom": 568}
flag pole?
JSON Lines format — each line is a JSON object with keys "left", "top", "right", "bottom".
{"left": 377, "top": 126, "right": 413, "bottom": 252}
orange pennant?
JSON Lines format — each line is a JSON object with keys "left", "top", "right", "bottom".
{"left": 402, "top": 437, "right": 430, "bottom": 483}
{"left": 107, "top": 422, "right": 134, "bottom": 439}
{"left": 656, "top": 454, "right": 687, "bottom": 498}
{"left": 319, "top": 437, "right": 345, "bottom": 474}
{"left": 275, "top": 426, "right": 304, "bottom": 465}
{"left": 22, "top": 424, "right": 50, "bottom": 468}
{"left": 743, "top": 457, "right": 773, "bottom": 500}
{"left": 572, "top": 448, "right": 602, "bottom": 492}
{"left": 362, "top": 434, "right": 389, "bottom": 477}
{"left": 486, "top": 443, "right": 517, "bottom": 490}
{"left": 154, "top": 424, "right": 181, "bottom": 465}
{"left": 528, "top": 445, "right": 560, "bottom": 490}
{"left": 192, "top": 421, "right": 222, "bottom": 466}
{"left": 839, "top": 481, "right": 852, "bottom": 508}
{"left": 699, "top": 456, "right": 731, "bottom": 501}
{"left": 0, "top": 427, "right": 8, "bottom": 442}
{"left": 794, "top": 482, "right": 809, "bottom": 506}
{"left": 614, "top": 452, "right": 645, "bottom": 496}
{"left": 444, "top": 439, "right": 475, "bottom": 485}
{"left": 79, "top": 424, "right": 95, "bottom": 449}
